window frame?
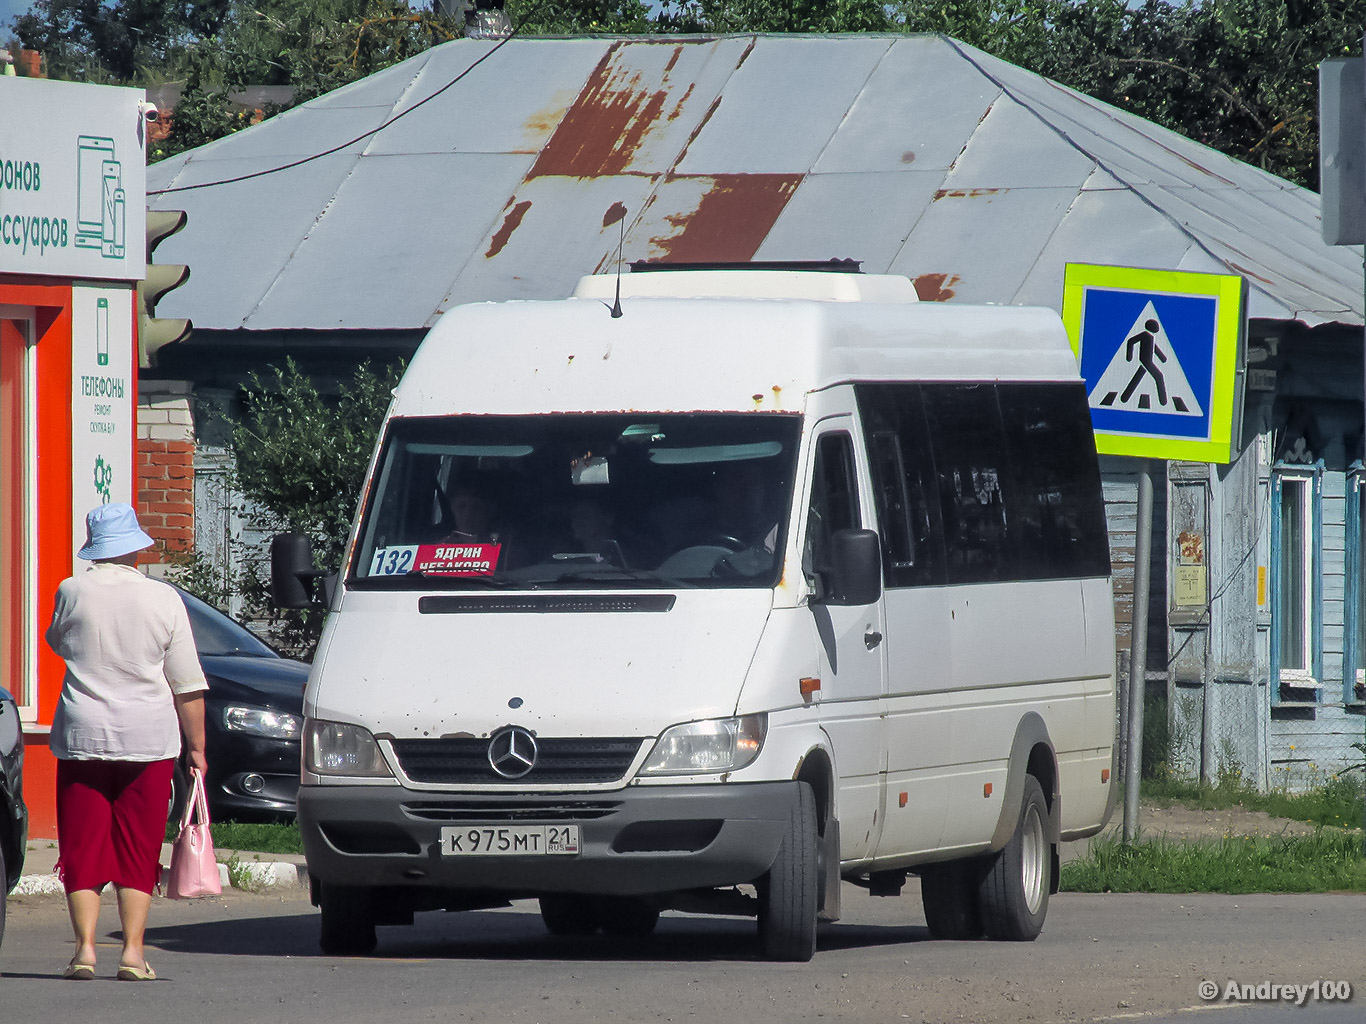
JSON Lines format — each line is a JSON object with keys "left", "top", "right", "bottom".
{"left": 1270, "top": 463, "right": 1323, "bottom": 702}
{"left": 1344, "top": 463, "right": 1366, "bottom": 704}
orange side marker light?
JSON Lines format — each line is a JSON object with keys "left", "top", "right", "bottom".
{"left": 983, "top": 782, "right": 992, "bottom": 798}
{"left": 898, "top": 792, "right": 908, "bottom": 808}
{"left": 1101, "top": 768, "right": 1110, "bottom": 783}
{"left": 799, "top": 677, "right": 820, "bottom": 698}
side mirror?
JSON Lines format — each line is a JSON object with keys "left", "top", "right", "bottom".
{"left": 822, "top": 529, "right": 882, "bottom": 607}
{"left": 270, "top": 533, "right": 330, "bottom": 609}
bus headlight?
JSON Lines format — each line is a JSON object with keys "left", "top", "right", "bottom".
{"left": 639, "top": 714, "right": 767, "bottom": 775}
{"left": 305, "top": 719, "right": 393, "bottom": 777}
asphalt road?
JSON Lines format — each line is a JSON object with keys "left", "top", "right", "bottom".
{"left": 2, "top": 879, "right": 1362, "bottom": 1024}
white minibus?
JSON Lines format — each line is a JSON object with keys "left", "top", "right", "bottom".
{"left": 273, "top": 267, "right": 1117, "bottom": 962}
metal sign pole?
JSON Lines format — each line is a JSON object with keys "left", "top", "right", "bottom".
{"left": 1123, "top": 459, "right": 1154, "bottom": 844}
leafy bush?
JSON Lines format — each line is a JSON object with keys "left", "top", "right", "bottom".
{"left": 229, "top": 358, "right": 402, "bottom": 656}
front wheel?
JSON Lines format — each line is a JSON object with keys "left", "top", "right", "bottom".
{"left": 978, "top": 775, "right": 1051, "bottom": 941}
{"left": 318, "top": 883, "right": 377, "bottom": 955}
{"left": 757, "top": 781, "right": 819, "bottom": 962}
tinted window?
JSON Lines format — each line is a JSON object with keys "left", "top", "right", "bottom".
{"left": 805, "top": 433, "right": 860, "bottom": 575}
{"left": 859, "top": 381, "right": 1109, "bottom": 586}
{"left": 923, "top": 383, "right": 1012, "bottom": 584}
{"left": 998, "top": 384, "right": 1111, "bottom": 580}
{"left": 176, "top": 588, "right": 276, "bottom": 658}
{"left": 857, "top": 385, "right": 944, "bottom": 587}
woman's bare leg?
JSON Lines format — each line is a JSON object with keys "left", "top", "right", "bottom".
{"left": 114, "top": 886, "right": 152, "bottom": 967}
{"left": 65, "top": 889, "right": 101, "bottom": 965}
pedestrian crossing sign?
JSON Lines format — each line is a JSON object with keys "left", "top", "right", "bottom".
{"left": 1062, "top": 263, "right": 1246, "bottom": 463}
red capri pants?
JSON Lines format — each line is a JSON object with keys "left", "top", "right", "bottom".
{"left": 56, "top": 759, "right": 174, "bottom": 894}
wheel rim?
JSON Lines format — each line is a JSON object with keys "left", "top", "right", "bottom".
{"left": 1020, "top": 802, "right": 1045, "bottom": 915}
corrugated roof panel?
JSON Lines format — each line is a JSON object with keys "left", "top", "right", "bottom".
{"left": 890, "top": 187, "right": 1082, "bottom": 303}
{"left": 151, "top": 154, "right": 357, "bottom": 327}
{"left": 527, "top": 37, "right": 750, "bottom": 177}
{"left": 630, "top": 172, "right": 802, "bottom": 263}
{"left": 369, "top": 39, "right": 609, "bottom": 156}
{"left": 300, "top": 52, "right": 434, "bottom": 111}
{"left": 942, "top": 94, "right": 1095, "bottom": 189}
{"left": 1012, "top": 189, "right": 1197, "bottom": 308}
{"left": 813, "top": 35, "right": 998, "bottom": 174}
{"left": 753, "top": 171, "right": 945, "bottom": 269}
{"left": 1141, "top": 184, "right": 1363, "bottom": 304}
{"left": 438, "top": 173, "right": 664, "bottom": 314}
{"left": 675, "top": 36, "right": 892, "bottom": 173}
{"left": 247, "top": 152, "right": 536, "bottom": 331}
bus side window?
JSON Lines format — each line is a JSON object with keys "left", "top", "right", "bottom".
{"left": 805, "top": 433, "right": 860, "bottom": 575}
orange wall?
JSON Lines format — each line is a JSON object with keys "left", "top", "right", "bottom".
{"left": 0, "top": 276, "right": 75, "bottom": 838}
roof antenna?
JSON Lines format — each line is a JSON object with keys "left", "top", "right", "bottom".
{"left": 602, "top": 202, "right": 627, "bottom": 319}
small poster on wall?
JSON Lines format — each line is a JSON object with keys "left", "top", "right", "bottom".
{"left": 71, "top": 282, "right": 134, "bottom": 561}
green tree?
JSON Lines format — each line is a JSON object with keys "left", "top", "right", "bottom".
{"left": 230, "top": 358, "right": 402, "bottom": 654}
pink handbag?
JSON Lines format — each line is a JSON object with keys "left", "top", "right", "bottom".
{"left": 166, "top": 769, "right": 222, "bottom": 899}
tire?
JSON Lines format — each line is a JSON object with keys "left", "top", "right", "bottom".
{"left": 596, "top": 896, "right": 660, "bottom": 937}
{"left": 757, "top": 781, "right": 819, "bottom": 962}
{"left": 920, "top": 859, "right": 984, "bottom": 939}
{"left": 978, "top": 775, "right": 1051, "bottom": 941}
{"left": 0, "top": 840, "right": 7, "bottom": 951}
{"left": 318, "top": 883, "right": 378, "bottom": 955}
{"left": 539, "top": 894, "right": 600, "bottom": 936}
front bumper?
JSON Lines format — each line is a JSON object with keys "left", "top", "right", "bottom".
{"left": 299, "top": 781, "right": 799, "bottom": 896}
{"left": 204, "top": 728, "right": 301, "bottom": 821}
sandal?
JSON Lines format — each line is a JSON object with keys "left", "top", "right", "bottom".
{"left": 63, "top": 960, "right": 95, "bottom": 980}
{"left": 116, "top": 962, "right": 157, "bottom": 981}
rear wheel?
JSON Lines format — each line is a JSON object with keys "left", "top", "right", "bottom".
{"left": 978, "top": 775, "right": 1050, "bottom": 941}
{"left": 920, "top": 859, "right": 984, "bottom": 939}
{"left": 539, "top": 894, "right": 600, "bottom": 936}
{"left": 596, "top": 896, "right": 660, "bottom": 937}
{"left": 318, "top": 883, "right": 378, "bottom": 955}
{"left": 757, "top": 781, "right": 819, "bottom": 962}
{"left": 0, "top": 840, "right": 8, "bottom": 950}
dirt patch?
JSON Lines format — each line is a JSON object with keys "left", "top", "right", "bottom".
{"left": 1115, "top": 800, "right": 1326, "bottom": 841}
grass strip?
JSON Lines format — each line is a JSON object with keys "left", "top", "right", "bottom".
{"left": 209, "top": 821, "right": 305, "bottom": 855}
{"left": 1141, "top": 775, "right": 1366, "bottom": 832}
{"left": 1061, "top": 830, "right": 1366, "bottom": 894}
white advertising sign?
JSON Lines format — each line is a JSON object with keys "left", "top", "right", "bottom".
{"left": 71, "top": 283, "right": 135, "bottom": 560}
{"left": 0, "top": 78, "right": 147, "bottom": 282}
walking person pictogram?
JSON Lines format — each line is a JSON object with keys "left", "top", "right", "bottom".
{"left": 1090, "top": 304, "right": 1198, "bottom": 415}
{"left": 1118, "top": 319, "right": 1179, "bottom": 409}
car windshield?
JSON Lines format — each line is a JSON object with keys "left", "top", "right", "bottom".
{"left": 351, "top": 413, "right": 802, "bottom": 590}
{"left": 176, "top": 587, "right": 277, "bottom": 658}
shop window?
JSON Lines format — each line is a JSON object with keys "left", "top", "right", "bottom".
{"left": 1271, "top": 466, "right": 1322, "bottom": 700}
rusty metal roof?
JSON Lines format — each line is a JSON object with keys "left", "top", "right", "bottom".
{"left": 147, "top": 34, "right": 1363, "bottom": 332}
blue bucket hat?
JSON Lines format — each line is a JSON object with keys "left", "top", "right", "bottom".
{"left": 78, "top": 502, "right": 156, "bottom": 561}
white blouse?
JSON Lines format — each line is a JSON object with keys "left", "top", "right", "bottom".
{"left": 46, "top": 563, "right": 209, "bottom": 761}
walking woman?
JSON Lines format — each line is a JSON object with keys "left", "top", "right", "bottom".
{"left": 45, "top": 503, "right": 208, "bottom": 980}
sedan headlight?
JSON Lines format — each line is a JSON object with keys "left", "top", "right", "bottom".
{"left": 639, "top": 714, "right": 767, "bottom": 776}
{"left": 305, "top": 719, "right": 393, "bottom": 778}
{"left": 223, "top": 706, "right": 302, "bottom": 740}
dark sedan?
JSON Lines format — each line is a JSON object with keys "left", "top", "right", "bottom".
{"left": 174, "top": 587, "right": 309, "bottom": 822}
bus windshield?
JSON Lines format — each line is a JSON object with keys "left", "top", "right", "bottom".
{"left": 350, "top": 412, "right": 802, "bottom": 590}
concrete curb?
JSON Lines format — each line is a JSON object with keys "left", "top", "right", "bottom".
{"left": 13, "top": 860, "right": 308, "bottom": 896}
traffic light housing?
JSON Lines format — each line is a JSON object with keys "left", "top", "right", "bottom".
{"left": 138, "top": 209, "right": 191, "bottom": 369}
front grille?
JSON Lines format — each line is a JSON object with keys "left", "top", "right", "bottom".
{"left": 403, "top": 800, "right": 622, "bottom": 822}
{"left": 390, "top": 737, "right": 645, "bottom": 785}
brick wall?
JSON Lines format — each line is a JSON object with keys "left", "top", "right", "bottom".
{"left": 136, "top": 382, "right": 196, "bottom": 575}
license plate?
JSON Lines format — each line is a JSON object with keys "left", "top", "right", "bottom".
{"left": 440, "top": 824, "right": 581, "bottom": 856}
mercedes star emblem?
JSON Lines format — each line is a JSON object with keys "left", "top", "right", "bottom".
{"left": 487, "top": 725, "right": 538, "bottom": 779}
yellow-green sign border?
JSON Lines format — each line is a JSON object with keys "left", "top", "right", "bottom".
{"left": 1062, "top": 263, "right": 1246, "bottom": 464}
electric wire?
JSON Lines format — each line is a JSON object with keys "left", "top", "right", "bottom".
{"left": 148, "top": 3, "right": 548, "bottom": 197}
